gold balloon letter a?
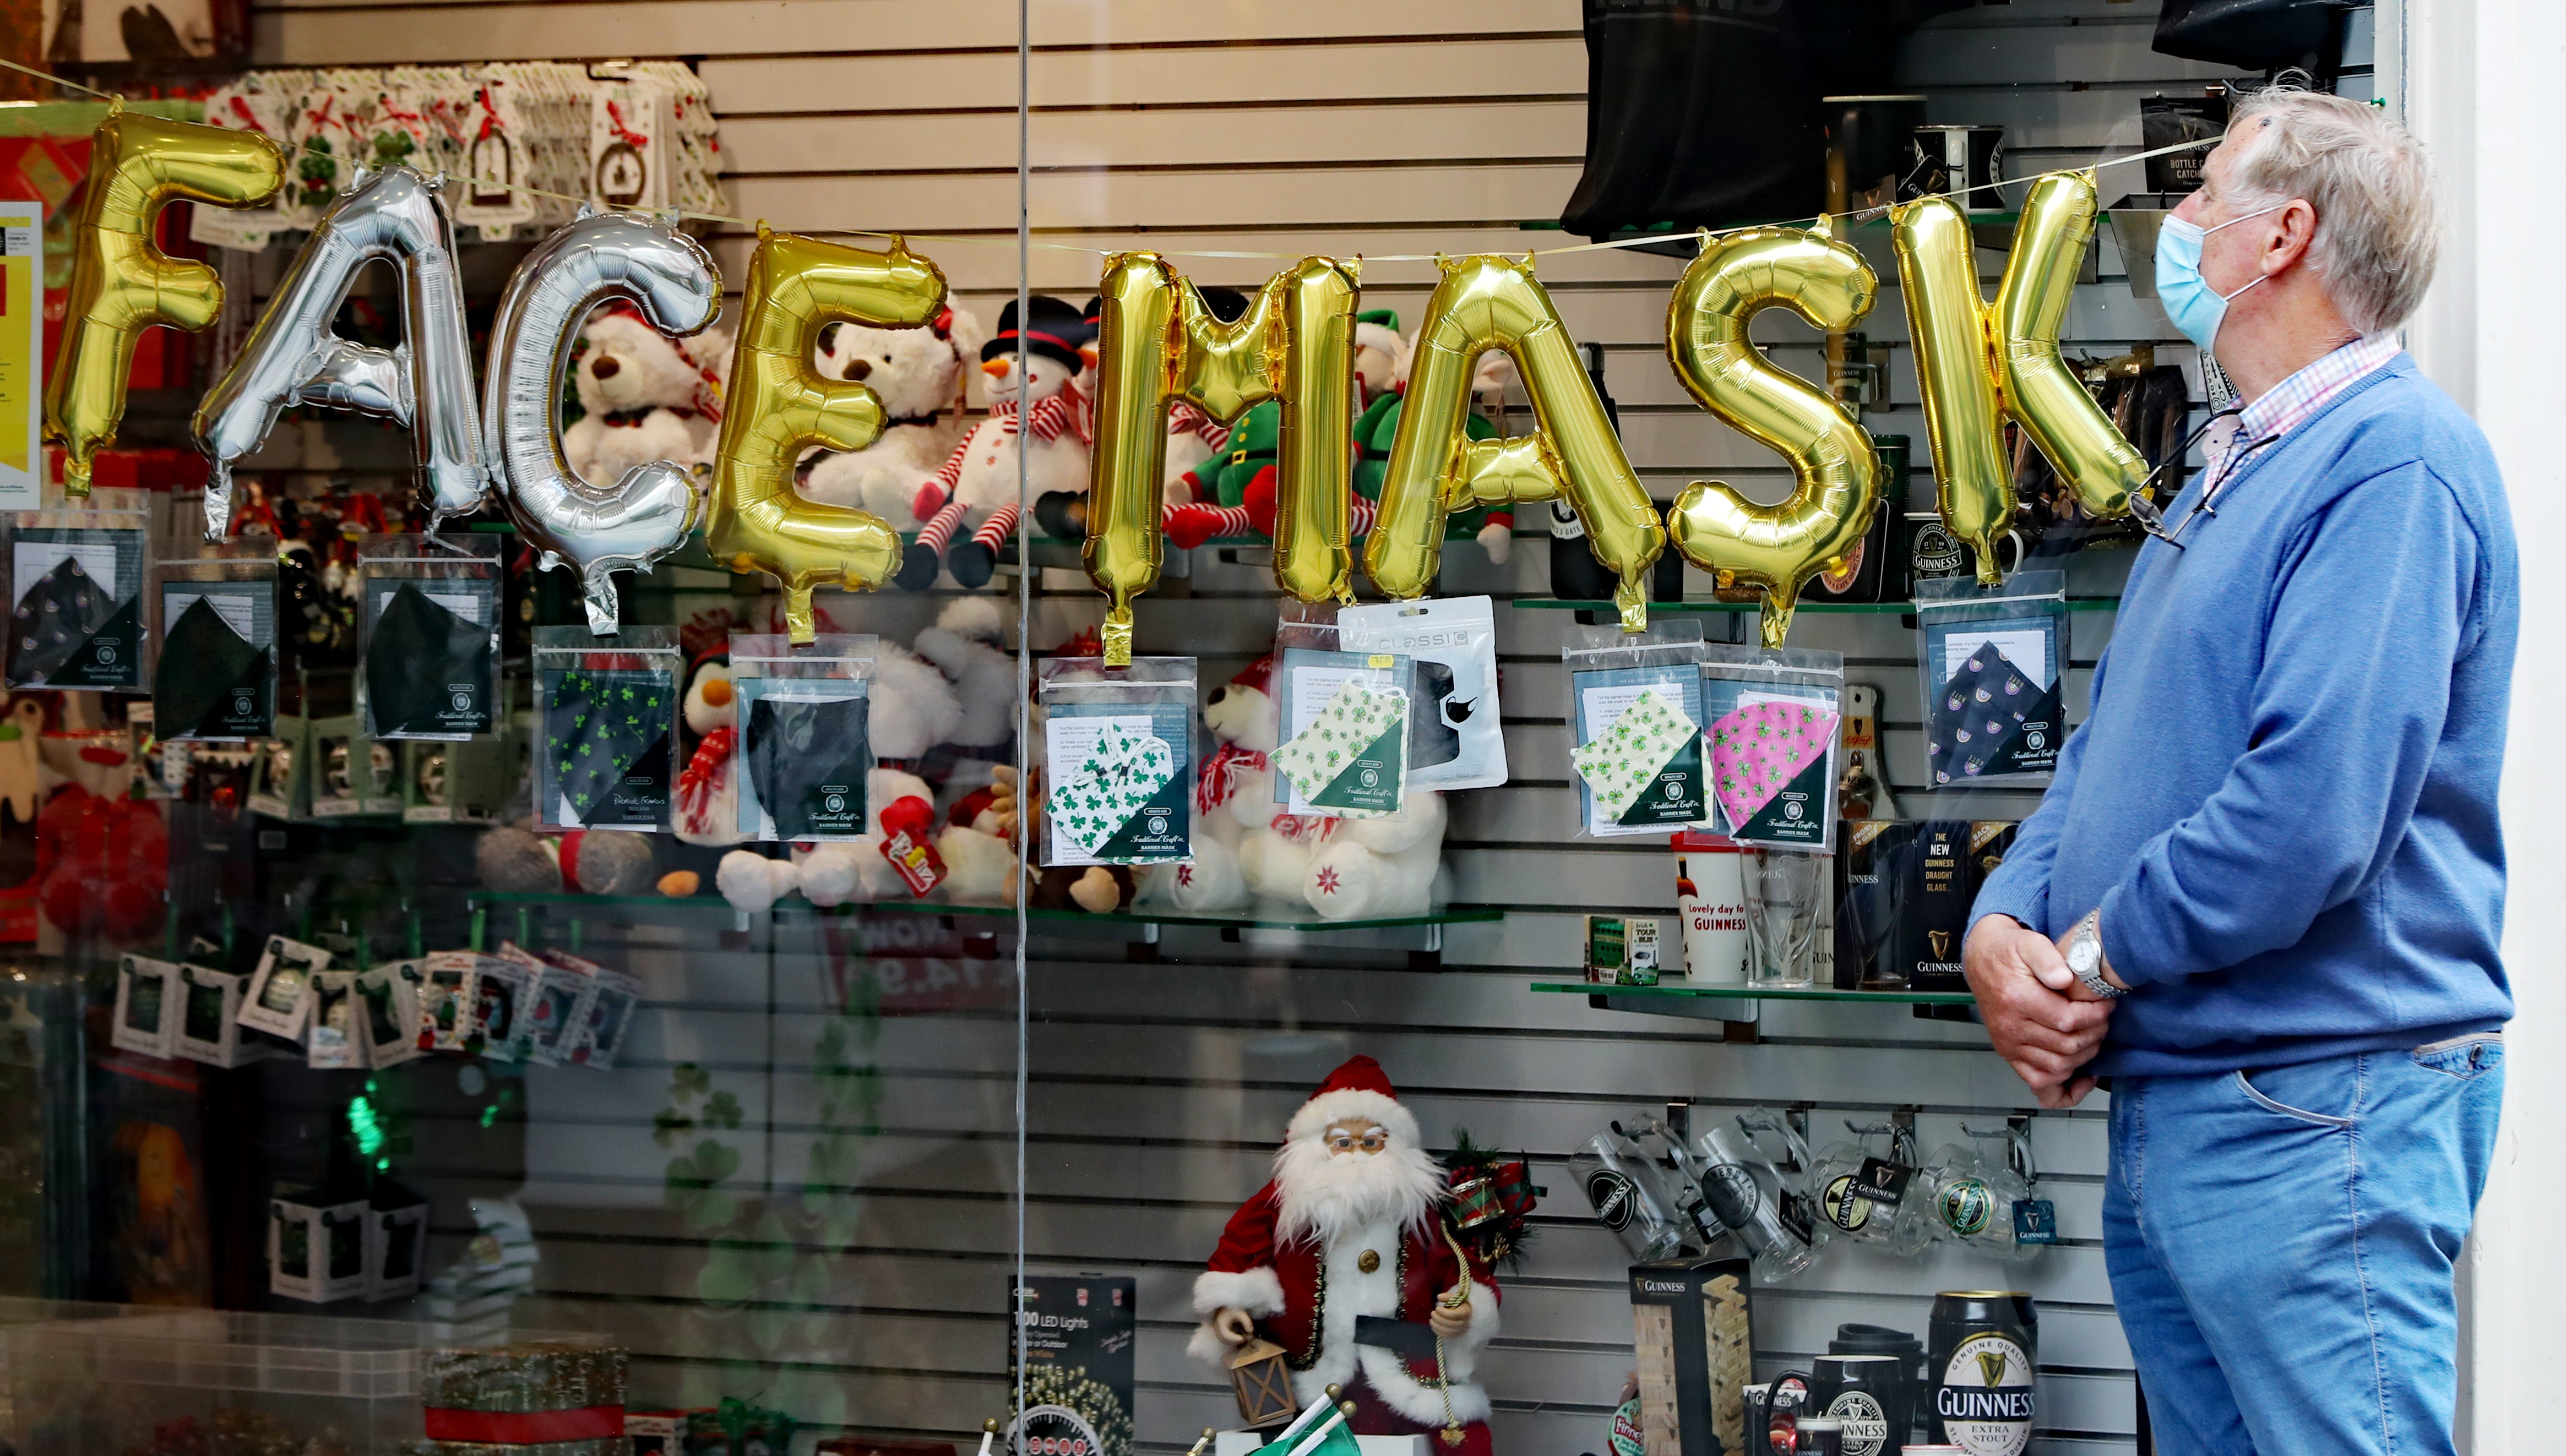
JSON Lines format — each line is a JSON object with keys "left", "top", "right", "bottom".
{"left": 1366, "top": 255, "right": 1662, "bottom": 630}
{"left": 47, "top": 111, "right": 283, "bottom": 496}
{"left": 706, "top": 228, "right": 947, "bottom": 644}
{"left": 1664, "top": 225, "right": 1880, "bottom": 650}
{"left": 1893, "top": 170, "right": 2148, "bottom": 582}
{"left": 1088, "top": 253, "right": 1357, "bottom": 665}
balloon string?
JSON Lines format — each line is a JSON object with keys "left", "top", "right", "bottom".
{"left": 0, "top": 52, "right": 2218, "bottom": 263}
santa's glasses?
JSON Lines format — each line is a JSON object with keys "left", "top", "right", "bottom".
{"left": 1325, "top": 1124, "right": 1391, "bottom": 1155}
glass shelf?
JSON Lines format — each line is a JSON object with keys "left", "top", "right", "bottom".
{"left": 466, "top": 890, "right": 1502, "bottom": 935}
{"left": 1508, "top": 596, "right": 2122, "bottom": 614}
{"left": 1530, "top": 980, "right": 1975, "bottom": 1006}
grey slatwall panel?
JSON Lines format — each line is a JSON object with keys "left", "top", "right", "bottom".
{"left": 247, "top": 3, "right": 2378, "bottom": 1454}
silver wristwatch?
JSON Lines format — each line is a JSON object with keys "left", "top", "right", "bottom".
{"left": 2064, "top": 911, "right": 2125, "bottom": 999}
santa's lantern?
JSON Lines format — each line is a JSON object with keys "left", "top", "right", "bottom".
{"left": 1226, "top": 1337, "right": 1296, "bottom": 1429}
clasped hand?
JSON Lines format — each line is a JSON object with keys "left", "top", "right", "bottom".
{"left": 1962, "top": 914, "right": 2115, "bottom": 1108}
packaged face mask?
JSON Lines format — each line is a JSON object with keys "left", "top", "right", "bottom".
{"left": 1338, "top": 596, "right": 1507, "bottom": 790}
{"left": 534, "top": 626, "right": 680, "bottom": 832}
{"left": 1040, "top": 656, "right": 1195, "bottom": 868}
{"left": 1915, "top": 571, "right": 2067, "bottom": 787}
{"left": 1701, "top": 645, "right": 1845, "bottom": 852}
{"left": 732, "top": 633, "right": 877, "bottom": 842}
{"left": 360, "top": 535, "right": 502, "bottom": 740}
{"left": 1273, "top": 614, "right": 1414, "bottom": 820}
{"left": 1564, "top": 621, "right": 1713, "bottom": 838}
{"left": 153, "top": 549, "right": 276, "bottom": 740}
{"left": 7, "top": 510, "right": 147, "bottom": 689}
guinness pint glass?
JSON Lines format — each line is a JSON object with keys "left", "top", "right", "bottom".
{"left": 1927, "top": 1291, "right": 2037, "bottom": 1455}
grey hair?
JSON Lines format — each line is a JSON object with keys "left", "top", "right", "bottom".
{"left": 2217, "top": 86, "right": 2443, "bottom": 336}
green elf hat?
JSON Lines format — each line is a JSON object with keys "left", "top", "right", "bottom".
{"left": 1353, "top": 309, "right": 1404, "bottom": 361}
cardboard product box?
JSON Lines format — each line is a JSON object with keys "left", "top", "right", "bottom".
{"left": 270, "top": 1182, "right": 372, "bottom": 1304}
{"left": 111, "top": 952, "right": 181, "bottom": 1058}
{"left": 309, "top": 714, "right": 404, "bottom": 817}
{"left": 1629, "top": 1258, "right": 1754, "bottom": 1456}
{"left": 246, "top": 713, "right": 310, "bottom": 821}
{"left": 1900, "top": 821, "right": 1975, "bottom": 991}
{"left": 405, "top": 732, "right": 518, "bottom": 826}
{"left": 1010, "top": 1274, "right": 1137, "bottom": 1456}
{"left": 1832, "top": 821, "right": 1917, "bottom": 990}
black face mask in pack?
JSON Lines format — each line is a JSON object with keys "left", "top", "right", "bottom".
{"left": 12, "top": 556, "right": 122, "bottom": 684}
{"left": 746, "top": 694, "right": 871, "bottom": 841}
{"left": 157, "top": 597, "right": 268, "bottom": 738}
{"left": 366, "top": 584, "right": 493, "bottom": 736}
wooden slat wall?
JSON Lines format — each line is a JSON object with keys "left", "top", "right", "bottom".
{"left": 247, "top": 3, "right": 2379, "bottom": 1455}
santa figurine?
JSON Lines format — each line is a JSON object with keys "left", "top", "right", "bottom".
{"left": 1191, "top": 1056, "right": 1501, "bottom": 1455}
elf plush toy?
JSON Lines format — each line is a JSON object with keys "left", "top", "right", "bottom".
{"left": 802, "top": 306, "right": 986, "bottom": 519}
{"left": 1190, "top": 1056, "right": 1501, "bottom": 1456}
{"left": 900, "top": 295, "right": 1092, "bottom": 591}
{"left": 562, "top": 304, "right": 730, "bottom": 489}
{"left": 1349, "top": 318, "right": 1517, "bottom": 566}
{"left": 1036, "top": 291, "right": 1243, "bottom": 542}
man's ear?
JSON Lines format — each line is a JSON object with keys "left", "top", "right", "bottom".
{"left": 2265, "top": 199, "right": 2321, "bottom": 277}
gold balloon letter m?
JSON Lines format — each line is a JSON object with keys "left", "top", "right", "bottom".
{"left": 48, "top": 111, "right": 282, "bottom": 495}
{"left": 1663, "top": 225, "right": 1879, "bottom": 650}
{"left": 706, "top": 227, "right": 947, "bottom": 644}
{"left": 1365, "top": 255, "right": 1661, "bottom": 630}
{"left": 1088, "top": 253, "right": 1358, "bottom": 665}
{"left": 1893, "top": 171, "right": 2148, "bottom": 582}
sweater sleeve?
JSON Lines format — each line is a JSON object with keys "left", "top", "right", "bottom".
{"left": 2099, "top": 462, "right": 2477, "bottom": 985}
{"left": 1969, "top": 646, "right": 2110, "bottom": 936}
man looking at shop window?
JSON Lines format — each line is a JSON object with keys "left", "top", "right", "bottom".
{"left": 1962, "top": 88, "right": 2514, "bottom": 1456}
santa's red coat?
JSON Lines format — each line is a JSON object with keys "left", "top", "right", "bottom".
{"left": 1192, "top": 1180, "right": 1502, "bottom": 1433}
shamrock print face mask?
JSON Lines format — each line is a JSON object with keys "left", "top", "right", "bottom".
{"left": 1708, "top": 698, "right": 1838, "bottom": 844}
{"left": 1572, "top": 687, "right": 1700, "bottom": 824}
{"left": 541, "top": 666, "right": 676, "bottom": 829}
{"left": 1272, "top": 679, "right": 1410, "bottom": 817}
{"left": 1049, "top": 721, "right": 1177, "bottom": 858}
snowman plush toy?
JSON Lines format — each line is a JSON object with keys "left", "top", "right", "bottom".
{"left": 899, "top": 295, "right": 1092, "bottom": 592}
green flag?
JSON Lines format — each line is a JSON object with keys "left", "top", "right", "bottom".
{"left": 1258, "top": 1406, "right": 1361, "bottom": 1456}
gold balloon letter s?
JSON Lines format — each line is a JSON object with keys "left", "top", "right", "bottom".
{"left": 1366, "top": 255, "right": 1661, "bottom": 630}
{"left": 1893, "top": 170, "right": 2147, "bottom": 581}
{"left": 706, "top": 227, "right": 947, "bottom": 644}
{"left": 1663, "top": 225, "right": 1880, "bottom": 649}
{"left": 1088, "top": 253, "right": 1357, "bottom": 664}
{"left": 47, "top": 111, "right": 283, "bottom": 495}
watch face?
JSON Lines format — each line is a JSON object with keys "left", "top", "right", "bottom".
{"left": 2068, "top": 936, "right": 2099, "bottom": 974}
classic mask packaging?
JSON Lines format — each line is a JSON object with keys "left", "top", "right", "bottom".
{"left": 1564, "top": 620, "right": 1711, "bottom": 839}
{"left": 358, "top": 533, "right": 502, "bottom": 741}
{"left": 1700, "top": 646, "right": 1844, "bottom": 853}
{"left": 1338, "top": 595, "right": 1506, "bottom": 790}
{"left": 1915, "top": 571, "right": 2067, "bottom": 788}
{"left": 1273, "top": 612, "right": 1413, "bottom": 821}
{"left": 153, "top": 547, "right": 276, "bottom": 739}
{"left": 7, "top": 508, "right": 147, "bottom": 690}
{"left": 732, "top": 633, "right": 876, "bottom": 843}
{"left": 534, "top": 626, "right": 680, "bottom": 832}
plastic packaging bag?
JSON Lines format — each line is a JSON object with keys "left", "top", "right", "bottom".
{"left": 1339, "top": 595, "right": 1507, "bottom": 791}
{"left": 731, "top": 632, "right": 876, "bottom": 842}
{"left": 1701, "top": 644, "right": 1844, "bottom": 852}
{"left": 1914, "top": 570, "right": 2068, "bottom": 787}
{"left": 151, "top": 545, "right": 276, "bottom": 739}
{"left": 1040, "top": 656, "right": 1195, "bottom": 868}
{"left": 1563, "top": 619, "right": 1711, "bottom": 838}
{"left": 6, "top": 506, "right": 148, "bottom": 689}
{"left": 1272, "top": 612, "right": 1414, "bottom": 820}
{"left": 359, "top": 533, "right": 501, "bottom": 740}
{"left": 532, "top": 625, "right": 680, "bottom": 832}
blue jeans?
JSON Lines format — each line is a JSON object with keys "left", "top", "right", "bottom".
{"left": 2103, "top": 1034, "right": 2504, "bottom": 1456}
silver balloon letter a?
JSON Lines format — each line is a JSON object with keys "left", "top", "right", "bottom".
{"left": 485, "top": 210, "right": 720, "bottom": 634}
{"left": 192, "top": 166, "right": 488, "bottom": 538}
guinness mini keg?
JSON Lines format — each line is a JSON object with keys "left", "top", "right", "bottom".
{"left": 1927, "top": 1291, "right": 2036, "bottom": 1455}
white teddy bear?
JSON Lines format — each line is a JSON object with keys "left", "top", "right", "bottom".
{"left": 562, "top": 306, "right": 729, "bottom": 490}
{"left": 802, "top": 307, "right": 987, "bottom": 520}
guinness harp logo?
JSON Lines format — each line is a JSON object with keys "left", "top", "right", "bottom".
{"left": 1975, "top": 1349, "right": 2010, "bottom": 1388}
{"left": 1929, "top": 929, "right": 1954, "bottom": 959}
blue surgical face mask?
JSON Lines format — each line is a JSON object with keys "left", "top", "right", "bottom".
{"left": 2155, "top": 204, "right": 2284, "bottom": 355}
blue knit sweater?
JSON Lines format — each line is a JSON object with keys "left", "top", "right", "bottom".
{"left": 1973, "top": 355, "right": 2517, "bottom": 1077}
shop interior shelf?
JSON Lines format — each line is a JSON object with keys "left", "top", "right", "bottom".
{"left": 466, "top": 890, "right": 1503, "bottom": 935}
{"left": 1507, "top": 596, "right": 2122, "bottom": 614}
{"left": 0, "top": 1298, "right": 601, "bottom": 1397}
{"left": 1530, "top": 980, "right": 1975, "bottom": 1005}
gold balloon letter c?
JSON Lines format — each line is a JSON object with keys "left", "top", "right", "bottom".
{"left": 706, "top": 228, "right": 947, "bottom": 644}
{"left": 47, "top": 111, "right": 283, "bottom": 496}
{"left": 1663, "top": 225, "right": 1880, "bottom": 650}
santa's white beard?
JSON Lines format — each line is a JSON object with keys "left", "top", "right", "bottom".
{"left": 1272, "top": 1133, "right": 1444, "bottom": 1248}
